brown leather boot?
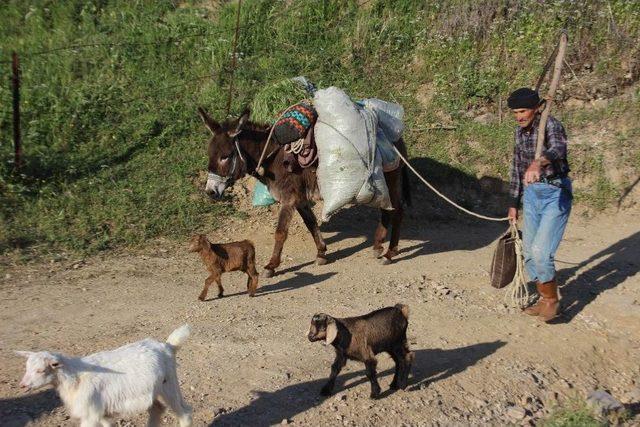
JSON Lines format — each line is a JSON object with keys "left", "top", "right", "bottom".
{"left": 523, "top": 282, "right": 544, "bottom": 316}
{"left": 537, "top": 280, "right": 560, "bottom": 323}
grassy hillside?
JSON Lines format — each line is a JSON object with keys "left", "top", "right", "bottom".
{"left": 1, "top": 0, "right": 639, "bottom": 256}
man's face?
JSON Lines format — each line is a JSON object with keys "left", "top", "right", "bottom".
{"left": 512, "top": 108, "right": 537, "bottom": 128}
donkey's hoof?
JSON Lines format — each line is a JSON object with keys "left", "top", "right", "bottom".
{"left": 380, "top": 257, "right": 393, "bottom": 266}
{"left": 372, "top": 248, "right": 384, "bottom": 259}
{"left": 262, "top": 269, "right": 275, "bottom": 278}
{"left": 315, "top": 256, "right": 328, "bottom": 266}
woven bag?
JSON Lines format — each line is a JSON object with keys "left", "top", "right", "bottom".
{"left": 489, "top": 225, "right": 521, "bottom": 289}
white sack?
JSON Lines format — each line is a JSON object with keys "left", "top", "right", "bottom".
{"left": 314, "top": 87, "right": 392, "bottom": 221}
{"left": 361, "top": 98, "right": 405, "bottom": 142}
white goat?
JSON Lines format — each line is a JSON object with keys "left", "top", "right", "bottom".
{"left": 17, "top": 324, "right": 193, "bottom": 427}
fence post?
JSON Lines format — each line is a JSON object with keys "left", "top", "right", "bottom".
{"left": 225, "top": 0, "right": 242, "bottom": 116}
{"left": 12, "top": 51, "right": 21, "bottom": 171}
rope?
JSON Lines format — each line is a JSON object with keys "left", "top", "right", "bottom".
{"left": 255, "top": 117, "right": 281, "bottom": 175}
{"left": 391, "top": 146, "right": 509, "bottom": 222}
{"left": 284, "top": 138, "right": 305, "bottom": 154}
{"left": 255, "top": 100, "right": 311, "bottom": 175}
{"left": 505, "top": 222, "right": 530, "bottom": 308}
{"left": 390, "top": 145, "right": 532, "bottom": 304}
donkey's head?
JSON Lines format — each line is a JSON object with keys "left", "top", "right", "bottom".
{"left": 197, "top": 107, "right": 251, "bottom": 199}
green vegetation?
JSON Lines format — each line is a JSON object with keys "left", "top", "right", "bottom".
{"left": 543, "top": 404, "right": 604, "bottom": 427}
{"left": 250, "top": 78, "right": 309, "bottom": 124}
{"left": 542, "top": 397, "right": 632, "bottom": 427}
{"left": 1, "top": 0, "right": 639, "bottom": 256}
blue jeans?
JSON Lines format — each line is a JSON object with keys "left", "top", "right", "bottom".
{"left": 522, "top": 178, "right": 572, "bottom": 283}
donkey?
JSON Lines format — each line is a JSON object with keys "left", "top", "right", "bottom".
{"left": 197, "top": 107, "right": 411, "bottom": 278}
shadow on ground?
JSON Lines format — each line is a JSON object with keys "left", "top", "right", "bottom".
{"left": 555, "top": 231, "right": 640, "bottom": 323}
{"left": 218, "top": 271, "right": 338, "bottom": 299}
{"left": 211, "top": 340, "right": 506, "bottom": 426}
{"left": 319, "top": 157, "right": 509, "bottom": 263}
{"left": 0, "top": 389, "right": 61, "bottom": 427}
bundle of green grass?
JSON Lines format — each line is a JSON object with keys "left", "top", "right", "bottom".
{"left": 250, "top": 78, "right": 310, "bottom": 125}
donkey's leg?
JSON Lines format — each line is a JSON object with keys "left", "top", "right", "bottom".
{"left": 373, "top": 210, "right": 392, "bottom": 258}
{"left": 383, "top": 169, "right": 404, "bottom": 265}
{"left": 296, "top": 204, "right": 327, "bottom": 265}
{"left": 383, "top": 206, "right": 404, "bottom": 264}
{"left": 264, "top": 204, "right": 294, "bottom": 277}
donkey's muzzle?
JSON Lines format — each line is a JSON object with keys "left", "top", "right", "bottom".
{"left": 205, "top": 173, "right": 229, "bottom": 199}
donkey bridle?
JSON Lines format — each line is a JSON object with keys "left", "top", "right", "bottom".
{"left": 207, "top": 132, "right": 282, "bottom": 185}
{"left": 207, "top": 136, "right": 247, "bottom": 186}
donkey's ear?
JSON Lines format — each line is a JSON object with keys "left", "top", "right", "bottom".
{"left": 198, "top": 107, "right": 221, "bottom": 135}
{"left": 324, "top": 317, "right": 338, "bottom": 345}
{"left": 229, "top": 107, "right": 251, "bottom": 137}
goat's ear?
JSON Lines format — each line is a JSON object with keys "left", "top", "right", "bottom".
{"left": 325, "top": 317, "right": 338, "bottom": 345}
{"left": 229, "top": 108, "right": 250, "bottom": 137}
{"left": 45, "top": 355, "right": 62, "bottom": 369}
{"left": 198, "top": 107, "right": 221, "bottom": 135}
{"left": 15, "top": 351, "right": 34, "bottom": 358}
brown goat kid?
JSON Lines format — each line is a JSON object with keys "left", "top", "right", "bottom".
{"left": 307, "top": 304, "right": 414, "bottom": 399}
{"left": 188, "top": 234, "right": 259, "bottom": 300}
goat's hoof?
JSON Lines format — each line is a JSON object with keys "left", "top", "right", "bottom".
{"left": 217, "top": 293, "right": 224, "bottom": 299}
{"left": 369, "top": 390, "right": 381, "bottom": 399}
{"left": 315, "top": 256, "right": 328, "bottom": 266}
{"left": 198, "top": 295, "right": 206, "bottom": 301}
{"left": 262, "top": 269, "right": 275, "bottom": 278}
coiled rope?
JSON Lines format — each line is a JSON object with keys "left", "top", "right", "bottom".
{"left": 506, "top": 222, "right": 530, "bottom": 308}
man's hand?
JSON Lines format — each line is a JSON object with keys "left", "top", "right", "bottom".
{"left": 524, "top": 159, "right": 541, "bottom": 185}
{"left": 508, "top": 207, "right": 518, "bottom": 223}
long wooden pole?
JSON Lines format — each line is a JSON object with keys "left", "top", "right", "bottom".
{"left": 225, "top": 0, "right": 242, "bottom": 116}
{"left": 535, "top": 31, "right": 568, "bottom": 159}
{"left": 12, "top": 51, "right": 21, "bottom": 170}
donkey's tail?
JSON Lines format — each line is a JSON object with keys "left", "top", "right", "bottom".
{"left": 402, "top": 164, "right": 412, "bottom": 208}
{"left": 393, "top": 137, "right": 412, "bottom": 208}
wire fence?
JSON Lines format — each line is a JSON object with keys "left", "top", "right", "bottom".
{"left": 2, "top": 7, "right": 297, "bottom": 136}
{"left": 0, "top": 0, "right": 365, "bottom": 65}
{"left": 0, "top": 27, "right": 236, "bottom": 64}
{"left": 0, "top": 12, "right": 242, "bottom": 171}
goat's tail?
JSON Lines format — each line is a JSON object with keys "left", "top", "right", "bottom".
{"left": 395, "top": 304, "right": 410, "bottom": 320}
{"left": 166, "top": 324, "right": 192, "bottom": 349}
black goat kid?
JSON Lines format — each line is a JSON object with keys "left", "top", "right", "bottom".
{"left": 307, "top": 304, "right": 414, "bottom": 399}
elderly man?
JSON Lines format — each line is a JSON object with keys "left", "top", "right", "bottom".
{"left": 507, "top": 87, "right": 573, "bottom": 323}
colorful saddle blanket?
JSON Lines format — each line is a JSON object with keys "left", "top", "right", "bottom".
{"left": 273, "top": 101, "right": 317, "bottom": 146}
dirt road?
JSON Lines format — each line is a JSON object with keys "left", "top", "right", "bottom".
{"left": 1, "top": 204, "right": 639, "bottom": 426}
